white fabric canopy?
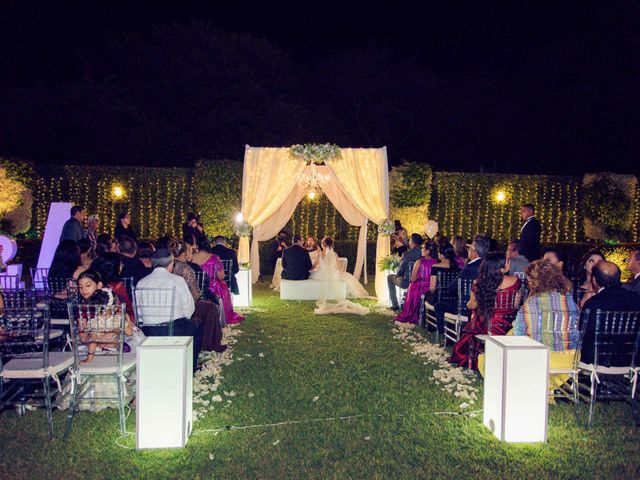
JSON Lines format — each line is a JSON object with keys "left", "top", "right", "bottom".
{"left": 240, "top": 146, "right": 390, "bottom": 302}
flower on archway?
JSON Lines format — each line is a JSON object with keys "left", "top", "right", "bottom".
{"left": 289, "top": 143, "right": 342, "bottom": 164}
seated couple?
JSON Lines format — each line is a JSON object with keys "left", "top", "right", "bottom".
{"left": 282, "top": 235, "right": 369, "bottom": 315}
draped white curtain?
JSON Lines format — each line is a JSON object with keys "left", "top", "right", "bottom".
{"left": 240, "top": 146, "right": 389, "bottom": 302}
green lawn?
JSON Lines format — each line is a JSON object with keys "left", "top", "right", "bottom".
{"left": 1, "top": 280, "right": 639, "bottom": 479}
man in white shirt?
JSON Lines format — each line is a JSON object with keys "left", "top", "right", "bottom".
{"left": 137, "top": 248, "right": 203, "bottom": 370}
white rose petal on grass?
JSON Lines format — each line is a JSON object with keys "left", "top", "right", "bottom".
{"left": 258, "top": 353, "right": 265, "bottom": 358}
{"left": 211, "top": 395, "right": 223, "bottom": 402}
{"left": 248, "top": 392, "right": 255, "bottom": 398}
{"left": 459, "top": 402, "right": 470, "bottom": 409}
{"left": 364, "top": 436, "right": 371, "bottom": 441}
{"left": 312, "top": 396, "right": 319, "bottom": 402}
{"left": 226, "top": 399, "right": 232, "bottom": 404}
{"left": 223, "top": 390, "right": 236, "bottom": 397}
{"left": 330, "top": 360, "right": 335, "bottom": 365}
{"left": 208, "top": 453, "right": 214, "bottom": 460}
{"left": 272, "top": 439, "right": 280, "bottom": 446}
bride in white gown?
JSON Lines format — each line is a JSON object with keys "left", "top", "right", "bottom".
{"left": 310, "top": 236, "right": 370, "bottom": 315}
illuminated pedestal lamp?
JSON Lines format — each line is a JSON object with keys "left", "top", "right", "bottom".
{"left": 136, "top": 337, "right": 193, "bottom": 449}
{"left": 483, "top": 336, "right": 549, "bottom": 443}
{"left": 233, "top": 267, "right": 252, "bottom": 307}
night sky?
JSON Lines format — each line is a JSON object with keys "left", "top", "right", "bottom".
{"left": 0, "top": 1, "right": 638, "bottom": 174}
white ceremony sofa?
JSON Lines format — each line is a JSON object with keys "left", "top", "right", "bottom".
{"left": 280, "top": 278, "right": 347, "bottom": 300}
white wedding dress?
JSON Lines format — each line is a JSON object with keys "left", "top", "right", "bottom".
{"left": 310, "top": 248, "right": 370, "bottom": 315}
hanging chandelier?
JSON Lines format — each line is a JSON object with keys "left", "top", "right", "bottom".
{"left": 297, "top": 164, "right": 329, "bottom": 199}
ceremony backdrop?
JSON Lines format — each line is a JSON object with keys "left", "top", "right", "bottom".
{"left": 1, "top": 158, "right": 639, "bottom": 244}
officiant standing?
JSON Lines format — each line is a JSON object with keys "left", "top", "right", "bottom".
{"left": 282, "top": 234, "right": 312, "bottom": 280}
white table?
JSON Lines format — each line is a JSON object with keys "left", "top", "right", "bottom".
{"left": 271, "top": 254, "right": 348, "bottom": 291}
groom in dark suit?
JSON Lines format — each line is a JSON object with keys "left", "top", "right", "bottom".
{"left": 519, "top": 203, "right": 542, "bottom": 261}
{"left": 282, "top": 234, "right": 312, "bottom": 281}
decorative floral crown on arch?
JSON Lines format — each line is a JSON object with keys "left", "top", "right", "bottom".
{"left": 289, "top": 143, "right": 342, "bottom": 165}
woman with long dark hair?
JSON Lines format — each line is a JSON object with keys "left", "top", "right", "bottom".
{"left": 450, "top": 252, "right": 521, "bottom": 369}
{"left": 425, "top": 243, "right": 461, "bottom": 303}
{"left": 576, "top": 249, "right": 605, "bottom": 308}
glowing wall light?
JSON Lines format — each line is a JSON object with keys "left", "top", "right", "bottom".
{"left": 111, "top": 184, "right": 126, "bottom": 200}
{"left": 494, "top": 190, "right": 507, "bottom": 203}
{"left": 483, "top": 336, "right": 549, "bottom": 443}
{"left": 137, "top": 337, "right": 193, "bottom": 449}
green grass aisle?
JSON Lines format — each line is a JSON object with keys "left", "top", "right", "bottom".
{"left": 1, "top": 280, "right": 639, "bottom": 479}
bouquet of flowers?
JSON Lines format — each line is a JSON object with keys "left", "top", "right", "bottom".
{"left": 378, "top": 254, "right": 401, "bottom": 272}
{"left": 234, "top": 221, "right": 252, "bottom": 237}
{"left": 378, "top": 219, "right": 395, "bottom": 236}
{"left": 289, "top": 143, "right": 342, "bottom": 164}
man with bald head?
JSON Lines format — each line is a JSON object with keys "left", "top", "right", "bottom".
{"left": 581, "top": 261, "right": 640, "bottom": 365}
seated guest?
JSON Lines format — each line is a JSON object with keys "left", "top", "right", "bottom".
{"left": 577, "top": 250, "right": 606, "bottom": 308}
{"left": 387, "top": 233, "right": 423, "bottom": 311}
{"left": 305, "top": 236, "right": 319, "bottom": 252}
{"left": 182, "top": 212, "right": 205, "bottom": 239}
{"left": 542, "top": 246, "right": 573, "bottom": 293}
{"left": 114, "top": 212, "right": 137, "bottom": 242}
{"left": 96, "top": 233, "right": 117, "bottom": 256}
{"left": 511, "top": 259, "right": 579, "bottom": 396}
{"left": 450, "top": 252, "right": 521, "bottom": 369}
{"left": 434, "top": 234, "right": 489, "bottom": 334}
{"left": 137, "top": 248, "right": 202, "bottom": 371}
{"left": 166, "top": 239, "right": 200, "bottom": 300}
{"left": 391, "top": 234, "right": 408, "bottom": 256}
{"left": 210, "top": 236, "right": 240, "bottom": 295}
{"left": 395, "top": 240, "right": 439, "bottom": 323}
{"left": 282, "top": 234, "right": 313, "bottom": 281}
{"left": 623, "top": 248, "right": 640, "bottom": 296}
{"left": 192, "top": 241, "right": 245, "bottom": 324}
{"left": 59, "top": 205, "right": 86, "bottom": 243}
{"left": 118, "top": 236, "right": 152, "bottom": 285}
{"left": 581, "top": 261, "right": 640, "bottom": 366}
{"left": 426, "top": 243, "right": 460, "bottom": 302}
{"left": 86, "top": 214, "right": 100, "bottom": 258}
{"left": 192, "top": 235, "right": 212, "bottom": 264}
{"left": 451, "top": 235, "right": 467, "bottom": 268}
{"left": 137, "top": 242, "right": 155, "bottom": 269}
{"left": 78, "top": 238, "right": 94, "bottom": 269}
{"left": 91, "top": 252, "right": 135, "bottom": 321}
{"left": 506, "top": 239, "right": 530, "bottom": 276}
{"left": 49, "top": 240, "right": 86, "bottom": 283}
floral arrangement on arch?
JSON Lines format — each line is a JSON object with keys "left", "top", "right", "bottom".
{"left": 234, "top": 221, "right": 252, "bottom": 237}
{"left": 378, "top": 219, "right": 395, "bottom": 236}
{"left": 378, "top": 254, "right": 401, "bottom": 272}
{"left": 289, "top": 143, "right": 342, "bottom": 164}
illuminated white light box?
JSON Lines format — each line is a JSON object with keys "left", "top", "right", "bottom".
{"left": 37, "top": 202, "right": 74, "bottom": 270}
{"left": 137, "top": 337, "right": 193, "bottom": 449}
{"left": 483, "top": 335, "right": 549, "bottom": 443}
{"left": 233, "top": 267, "right": 252, "bottom": 307}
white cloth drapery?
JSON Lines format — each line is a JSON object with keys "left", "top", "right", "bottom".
{"left": 240, "top": 146, "right": 390, "bottom": 302}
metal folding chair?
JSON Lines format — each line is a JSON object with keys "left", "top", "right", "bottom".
{"left": 0, "top": 274, "right": 21, "bottom": 291}
{"left": 114, "top": 276, "right": 136, "bottom": 325}
{"left": 45, "top": 277, "right": 77, "bottom": 328}
{"left": 194, "top": 270, "right": 210, "bottom": 299}
{"left": 30, "top": 267, "right": 49, "bottom": 298}
{"left": 0, "top": 305, "right": 73, "bottom": 439}
{"left": 221, "top": 259, "right": 233, "bottom": 287}
{"left": 575, "top": 308, "right": 640, "bottom": 427}
{"left": 398, "top": 261, "right": 416, "bottom": 309}
{"left": 134, "top": 287, "right": 177, "bottom": 334}
{"left": 64, "top": 302, "right": 134, "bottom": 438}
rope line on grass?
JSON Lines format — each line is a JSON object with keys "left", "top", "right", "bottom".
{"left": 114, "top": 409, "right": 483, "bottom": 449}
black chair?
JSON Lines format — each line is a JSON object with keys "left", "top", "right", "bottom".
{"left": 576, "top": 308, "right": 640, "bottom": 427}
{"left": 422, "top": 269, "right": 458, "bottom": 334}
{"left": 442, "top": 278, "right": 474, "bottom": 345}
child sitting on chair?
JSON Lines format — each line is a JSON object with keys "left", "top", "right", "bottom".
{"left": 77, "top": 270, "right": 135, "bottom": 363}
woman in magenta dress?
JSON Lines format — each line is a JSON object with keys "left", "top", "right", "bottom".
{"left": 450, "top": 252, "right": 521, "bottom": 369}
{"left": 196, "top": 246, "right": 245, "bottom": 325}
{"left": 395, "top": 241, "right": 439, "bottom": 323}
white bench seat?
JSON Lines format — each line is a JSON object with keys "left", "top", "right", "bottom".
{"left": 280, "top": 279, "right": 347, "bottom": 300}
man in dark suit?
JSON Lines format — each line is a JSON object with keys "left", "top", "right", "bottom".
{"left": 623, "top": 248, "right": 640, "bottom": 296}
{"left": 518, "top": 203, "right": 541, "bottom": 261}
{"left": 282, "top": 234, "right": 312, "bottom": 280}
{"left": 581, "top": 261, "right": 640, "bottom": 365}
{"left": 59, "top": 205, "right": 86, "bottom": 243}
{"left": 387, "top": 233, "right": 423, "bottom": 311}
{"left": 118, "top": 235, "right": 152, "bottom": 285}
{"left": 210, "top": 236, "right": 240, "bottom": 295}
{"left": 434, "top": 234, "right": 490, "bottom": 334}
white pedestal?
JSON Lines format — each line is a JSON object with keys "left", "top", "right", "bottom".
{"left": 483, "top": 336, "right": 549, "bottom": 443}
{"left": 136, "top": 337, "right": 193, "bottom": 449}
{"left": 233, "top": 267, "right": 252, "bottom": 307}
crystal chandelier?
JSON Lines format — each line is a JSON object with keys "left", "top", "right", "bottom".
{"left": 297, "top": 164, "right": 329, "bottom": 199}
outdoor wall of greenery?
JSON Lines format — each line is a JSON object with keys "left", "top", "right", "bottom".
{"left": 1, "top": 158, "right": 639, "bottom": 243}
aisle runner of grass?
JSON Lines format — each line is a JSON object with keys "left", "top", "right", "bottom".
{"left": 0, "top": 281, "right": 639, "bottom": 479}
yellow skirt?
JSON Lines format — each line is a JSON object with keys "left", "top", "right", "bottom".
{"left": 477, "top": 334, "right": 576, "bottom": 403}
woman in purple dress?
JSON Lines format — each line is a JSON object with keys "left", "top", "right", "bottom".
{"left": 395, "top": 241, "right": 439, "bottom": 323}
